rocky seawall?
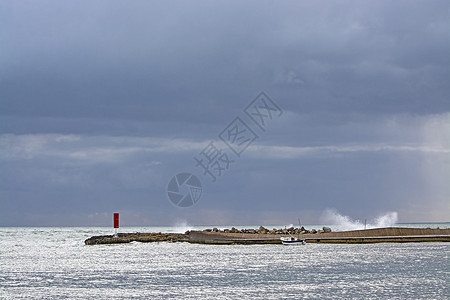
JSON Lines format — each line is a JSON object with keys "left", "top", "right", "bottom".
{"left": 200, "top": 225, "right": 332, "bottom": 235}
{"left": 85, "top": 232, "right": 188, "bottom": 245}
{"left": 85, "top": 227, "right": 450, "bottom": 245}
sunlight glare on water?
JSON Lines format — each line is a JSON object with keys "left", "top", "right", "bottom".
{"left": 0, "top": 227, "right": 448, "bottom": 299}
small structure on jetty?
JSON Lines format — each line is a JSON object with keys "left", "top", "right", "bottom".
{"left": 85, "top": 227, "right": 450, "bottom": 245}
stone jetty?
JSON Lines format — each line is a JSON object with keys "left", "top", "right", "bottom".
{"left": 85, "top": 226, "right": 450, "bottom": 245}
{"left": 85, "top": 232, "right": 188, "bottom": 245}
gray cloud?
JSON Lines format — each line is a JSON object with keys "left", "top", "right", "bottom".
{"left": 1, "top": 0, "right": 449, "bottom": 225}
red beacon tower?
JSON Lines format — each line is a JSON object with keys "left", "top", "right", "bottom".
{"left": 113, "top": 213, "right": 119, "bottom": 237}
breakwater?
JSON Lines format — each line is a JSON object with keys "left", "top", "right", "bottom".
{"left": 85, "top": 232, "right": 188, "bottom": 245}
{"left": 85, "top": 227, "right": 450, "bottom": 245}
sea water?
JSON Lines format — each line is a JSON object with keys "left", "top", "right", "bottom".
{"left": 1, "top": 225, "right": 449, "bottom": 299}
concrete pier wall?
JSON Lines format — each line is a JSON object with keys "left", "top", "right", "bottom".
{"left": 85, "top": 227, "right": 450, "bottom": 245}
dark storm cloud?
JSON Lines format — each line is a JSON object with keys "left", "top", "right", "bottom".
{"left": 1, "top": 0, "right": 449, "bottom": 225}
{"left": 2, "top": 0, "right": 448, "bottom": 126}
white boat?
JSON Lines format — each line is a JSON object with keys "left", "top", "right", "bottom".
{"left": 281, "top": 218, "right": 306, "bottom": 245}
{"left": 281, "top": 236, "right": 306, "bottom": 245}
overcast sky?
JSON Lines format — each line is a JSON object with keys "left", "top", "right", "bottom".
{"left": 1, "top": 0, "right": 449, "bottom": 226}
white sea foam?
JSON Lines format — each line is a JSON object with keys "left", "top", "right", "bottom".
{"left": 321, "top": 209, "right": 398, "bottom": 231}
{"left": 172, "top": 220, "right": 194, "bottom": 233}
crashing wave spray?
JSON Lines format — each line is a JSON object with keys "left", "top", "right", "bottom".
{"left": 173, "top": 220, "right": 194, "bottom": 233}
{"left": 321, "top": 209, "right": 398, "bottom": 231}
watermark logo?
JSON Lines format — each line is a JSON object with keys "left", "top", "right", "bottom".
{"left": 244, "top": 92, "right": 283, "bottom": 132}
{"left": 219, "top": 117, "right": 258, "bottom": 157}
{"left": 194, "top": 141, "right": 235, "bottom": 183}
{"left": 167, "top": 173, "right": 202, "bottom": 207}
{"left": 166, "top": 91, "right": 283, "bottom": 207}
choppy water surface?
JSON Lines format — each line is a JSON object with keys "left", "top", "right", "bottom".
{"left": 1, "top": 227, "right": 448, "bottom": 299}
